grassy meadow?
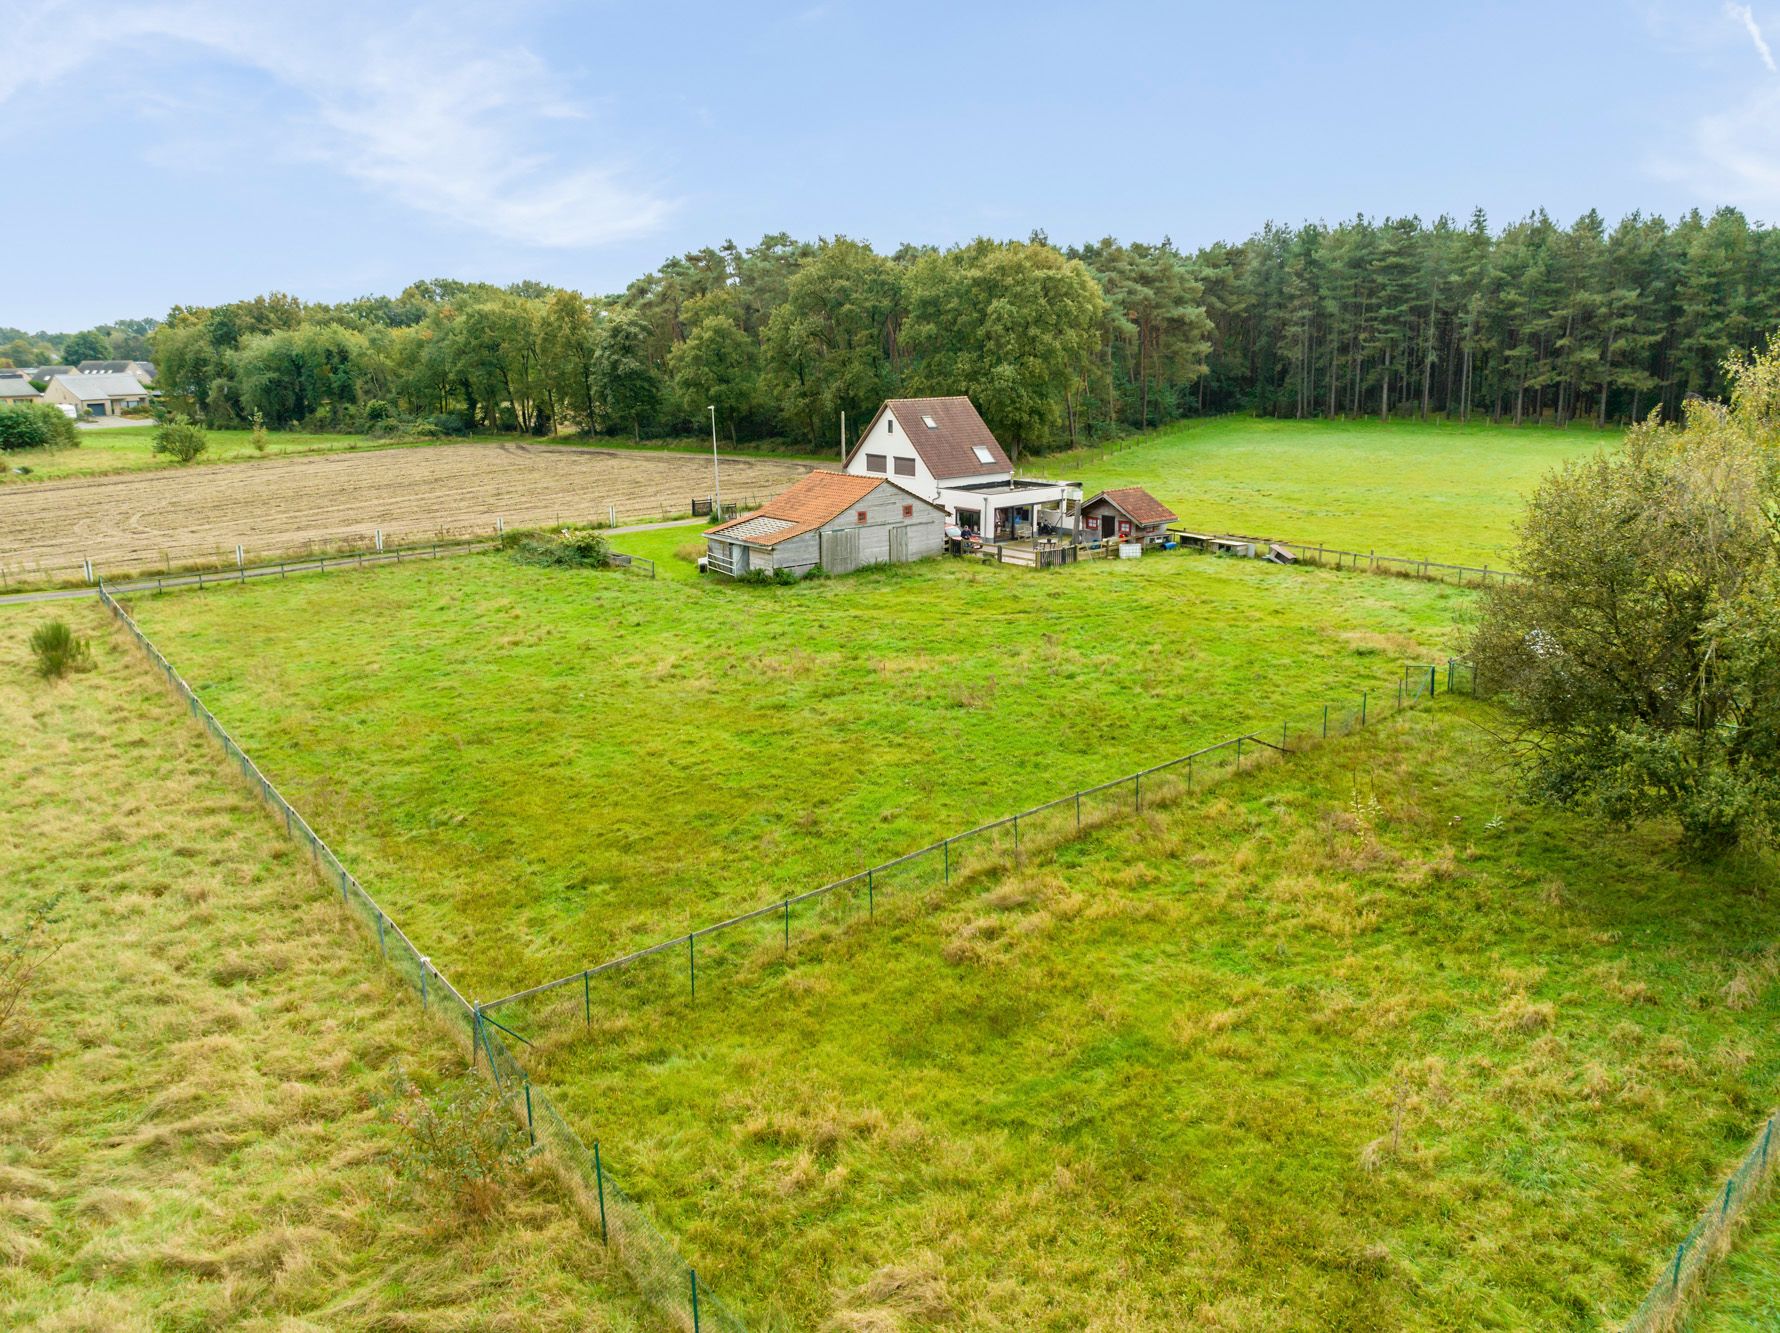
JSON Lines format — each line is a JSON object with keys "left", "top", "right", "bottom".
{"left": 128, "top": 549, "right": 1471, "bottom": 998}
{"left": 1688, "top": 1206, "right": 1780, "bottom": 1330}
{"left": 0, "top": 601, "right": 649, "bottom": 1330}
{"left": 530, "top": 703, "right": 1780, "bottom": 1330}
{"left": 1055, "top": 416, "right": 1617, "bottom": 566}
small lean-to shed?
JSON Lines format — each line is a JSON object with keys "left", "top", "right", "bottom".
{"left": 1080, "top": 486, "right": 1179, "bottom": 544}
{"left": 704, "top": 470, "right": 947, "bottom": 578}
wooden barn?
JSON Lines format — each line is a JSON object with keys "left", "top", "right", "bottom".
{"left": 704, "top": 470, "right": 947, "bottom": 579}
{"left": 1080, "top": 487, "right": 1178, "bottom": 544}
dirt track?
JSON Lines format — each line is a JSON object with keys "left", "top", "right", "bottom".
{"left": 0, "top": 443, "right": 809, "bottom": 581}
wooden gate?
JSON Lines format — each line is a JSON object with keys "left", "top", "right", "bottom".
{"left": 888, "top": 524, "right": 909, "bottom": 564}
{"left": 821, "top": 528, "right": 860, "bottom": 574}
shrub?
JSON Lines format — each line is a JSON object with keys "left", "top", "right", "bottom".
{"left": 427, "top": 412, "right": 469, "bottom": 436}
{"left": 29, "top": 619, "right": 93, "bottom": 679}
{"left": 403, "top": 421, "right": 445, "bottom": 440}
{"left": 250, "top": 409, "right": 268, "bottom": 453}
{"left": 151, "top": 414, "right": 209, "bottom": 464}
{"left": 381, "top": 1064, "right": 530, "bottom": 1217}
{"left": 0, "top": 403, "right": 76, "bottom": 452}
{"left": 363, "top": 398, "right": 393, "bottom": 427}
{"left": 0, "top": 896, "right": 62, "bottom": 1046}
{"left": 506, "top": 526, "right": 611, "bottom": 569}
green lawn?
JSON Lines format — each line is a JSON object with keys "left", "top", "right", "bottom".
{"left": 0, "top": 601, "right": 649, "bottom": 1330}
{"left": 1052, "top": 416, "right": 1617, "bottom": 566}
{"left": 530, "top": 703, "right": 1780, "bottom": 1331}
{"left": 129, "top": 549, "right": 1470, "bottom": 999}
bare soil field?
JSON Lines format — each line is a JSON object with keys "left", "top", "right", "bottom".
{"left": 0, "top": 442, "right": 808, "bottom": 582}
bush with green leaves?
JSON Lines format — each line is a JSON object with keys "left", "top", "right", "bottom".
{"left": 380, "top": 1064, "right": 531, "bottom": 1217}
{"left": 151, "top": 414, "right": 209, "bottom": 464}
{"left": 1472, "top": 340, "right": 1780, "bottom": 855}
{"left": 250, "top": 408, "right": 268, "bottom": 453}
{"left": 29, "top": 619, "right": 93, "bottom": 680}
{"left": 505, "top": 526, "right": 611, "bottom": 569}
{"left": 0, "top": 403, "right": 78, "bottom": 452}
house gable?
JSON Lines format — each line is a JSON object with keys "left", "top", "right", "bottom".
{"left": 843, "top": 397, "right": 1012, "bottom": 486}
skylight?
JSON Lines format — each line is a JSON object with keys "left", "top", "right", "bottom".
{"left": 922, "top": 414, "right": 938, "bottom": 429}
{"left": 972, "top": 445, "right": 996, "bottom": 464}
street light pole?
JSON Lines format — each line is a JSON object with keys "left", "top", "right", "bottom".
{"left": 707, "top": 405, "right": 721, "bottom": 517}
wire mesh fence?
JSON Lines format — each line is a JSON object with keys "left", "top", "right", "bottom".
{"left": 484, "top": 660, "right": 1474, "bottom": 1037}
{"left": 1622, "top": 1112, "right": 1780, "bottom": 1332}
{"left": 97, "top": 584, "right": 734, "bottom": 1333}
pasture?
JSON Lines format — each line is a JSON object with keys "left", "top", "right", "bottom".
{"left": 526, "top": 703, "right": 1780, "bottom": 1330}
{"left": 128, "top": 549, "right": 1470, "bottom": 999}
{"left": 0, "top": 602, "right": 645, "bottom": 1330}
{"left": 1059, "top": 416, "right": 1618, "bottom": 566}
{"left": 0, "top": 443, "right": 808, "bottom": 584}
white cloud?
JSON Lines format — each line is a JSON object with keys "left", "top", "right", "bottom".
{"left": 0, "top": 1, "right": 673, "bottom": 248}
{"left": 1726, "top": 2, "right": 1778, "bottom": 72}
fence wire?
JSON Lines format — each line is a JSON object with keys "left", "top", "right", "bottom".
{"left": 97, "top": 584, "right": 733, "bottom": 1333}
{"left": 1622, "top": 1113, "right": 1780, "bottom": 1332}
{"left": 486, "top": 661, "right": 1470, "bottom": 1035}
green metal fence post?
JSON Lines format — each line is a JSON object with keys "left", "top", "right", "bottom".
{"left": 1672, "top": 1239, "right": 1686, "bottom": 1292}
{"left": 688, "top": 934, "right": 695, "bottom": 1000}
{"left": 1723, "top": 1178, "right": 1734, "bottom": 1217}
{"left": 376, "top": 910, "right": 387, "bottom": 957}
{"left": 420, "top": 958, "right": 428, "bottom": 1009}
{"left": 944, "top": 838, "right": 951, "bottom": 883}
{"left": 1075, "top": 791, "right": 1082, "bottom": 829}
{"left": 524, "top": 1081, "right": 535, "bottom": 1146}
{"left": 1281, "top": 721, "right": 1288, "bottom": 752}
{"left": 1134, "top": 775, "right": 1141, "bottom": 813}
{"left": 1322, "top": 704, "right": 1329, "bottom": 739}
{"left": 690, "top": 1270, "right": 701, "bottom": 1332}
{"left": 1015, "top": 814, "right": 1023, "bottom": 858}
{"left": 584, "top": 970, "right": 591, "bottom": 1026}
{"left": 339, "top": 865, "right": 348, "bottom": 904}
{"left": 593, "top": 1140, "right": 608, "bottom": 1243}
{"left": 1236, "top": 737, "right": 1244, "bottom": 771}
{"left": 1187, "top": 755, "right": 1194, "bottom": 791}
{"left": 1429, "top": 664, "right": 1436, "bottom": 697}
{"left": 1764, "top": 1116, "right": 1773, "bottom": 1167}
{"left": 1361, "top": 690, "right": 1368, "bottom": 725}
{"left": 783, "top": 899, "right": 790, "bottom": 954}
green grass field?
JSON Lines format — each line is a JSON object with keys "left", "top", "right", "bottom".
{"left": 129, "top": 550, "right": 1471, "bottom": 999}
{"left": 521, "top": 702, "right": 1779, "bottom": 1331}
{"left": 0, "top": 602, "right": 648, "bottom": 1330}
{"left": 1055, "top": 416, "right": 1617, "bottom": 566}
{"left": 1687, "top": 1204, "right": 1780, "bottom": 1329}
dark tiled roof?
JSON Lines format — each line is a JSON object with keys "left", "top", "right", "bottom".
{"left": 1086, "top": 487, "right": 1178, "bottom": 526}
{"left": 854, "top": 397, "right": 1012, "bottom": 480}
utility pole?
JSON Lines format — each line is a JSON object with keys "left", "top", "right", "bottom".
{"left": 707, "top": 404, "right": 721, "bottom": 516}
{"left": 840, "top": 410, "right": 846, "bottom": 465}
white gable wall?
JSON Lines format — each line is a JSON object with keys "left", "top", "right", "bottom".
{"left": 845, "top": 406, "right": 941, "bottom": 501}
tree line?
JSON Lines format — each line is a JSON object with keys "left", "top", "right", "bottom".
{"left": 145, "top": 207, "right": 1779, "bottom": 455}
{"left": 0, "top": 319, "right": 158, "bottom": 370}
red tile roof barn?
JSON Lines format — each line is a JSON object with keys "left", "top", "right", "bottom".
{"left": 1086, "top": 487, "right": 1178, "bottom": 526}
{"left": 705, "top": 470, "right": 934, "bottom": 547}
{"left": 850, "top": 397, "right": 1013, "bottom": 480}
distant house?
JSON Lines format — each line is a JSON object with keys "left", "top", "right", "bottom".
{"left": 24, "top": 366, "right": 73, "bottom": 383}
{"left": 705, "top": 469, "right": 947, "bottom": 578}
{"left": 42, "top": 371, "right": 151, "bottom": 416}
{"left": 0, "top": 377, "right": 42, "bottom": 405}
{"left": 1080, "top": 487, "right": 1178, "bottom": 544}
{"left": 842, "top": 396, "right": 1081, "bottom": 542}
{"left": 77, "top": 359, "right": 156, "bottom": 383}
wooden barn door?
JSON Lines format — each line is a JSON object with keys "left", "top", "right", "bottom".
{"left": 821, "top": 528, "right": 860, "bottom": 574}
{"left": 888, "top": 525, "right": 909, "bottom": 564}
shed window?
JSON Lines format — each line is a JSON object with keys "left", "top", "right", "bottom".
{"left": 972, "top": 445, "right": 996, "bottom": 465}
{"left": 855, "top": 510, "right": 868, "bottom": 524}
{"left": 865, "top": 453, "right": 886, "bottom": 473}
{"left": 893, "top": 456, "right": 915, "bottom": 476}
{"left": 902, "top": 504, "right": 914, "bottom": 518}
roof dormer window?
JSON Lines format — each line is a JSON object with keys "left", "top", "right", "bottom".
{"left": 922, "top": 414, "right": 938, "bottom": 429}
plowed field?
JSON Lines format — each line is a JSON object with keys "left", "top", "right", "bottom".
{"left": 0, "top": 442, "right": 808, "bottom": 581}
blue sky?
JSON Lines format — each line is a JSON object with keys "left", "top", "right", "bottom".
{"left": 2, "top": 0, "right": 1778, "bottom": 330}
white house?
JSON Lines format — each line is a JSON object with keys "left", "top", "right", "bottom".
{"left": 705, "top": 469, "right": 947, "bottom": 579}
{"left": 842, "top": 396, "right": 1081, "bottom": 542}
{"left": 42, "top": 371, "right": 151, "bottom": 416}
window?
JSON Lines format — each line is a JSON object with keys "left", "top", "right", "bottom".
{"left": 856, "top": 510, "right": 868, "bottom": 525}
{"left": 886, "top": 417, "right": 895, "bottom": 433}
{"left": 972, "top": 445, "right": 996, "bottom": 465}
{"left": 902, "top": 504, "right": 914, "bottom": 519}
{"left": 922, "top": 414, "right": 938, "bottom": 429}
{"left": 865, "top": 453, "right": 886, "bottom": 473}
{"left": 893, "top": 456, "right": 915, "bottom": 476}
